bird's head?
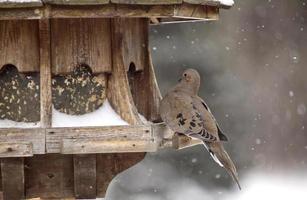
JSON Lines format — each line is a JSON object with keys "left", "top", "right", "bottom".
{"left": 178, "top": 68, "right": 201, "bottom": 95}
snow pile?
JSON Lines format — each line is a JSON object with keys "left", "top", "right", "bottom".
{"left": 52, "top": 100, "right": 129, "bottom": 127}
{"left": 220, "top": 0, "right": 234, "bottom": 7}
{"left": 228, "top": 173, "right": 307, "bottom": 200}
{"left": 0, "top": 119, "right": 40, "bottom": 128}
{"left": 106, "top": 157, "right": 307, "bottom": 200}
{"left": 0, "top": 100, "right": 129, "bottom": 128}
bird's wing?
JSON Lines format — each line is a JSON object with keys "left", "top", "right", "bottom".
{"left": 160, "top": 91, "right": 218, "bottom": 142}
{"left": 192, "top": 96, "right": 228, "bottom": 141}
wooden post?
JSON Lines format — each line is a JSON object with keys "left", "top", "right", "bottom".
{"left": 1, "top": 158, "right": 25, "bottom": 200}
{"left": 39, "top": 19, "right": 52, "bottom": 128}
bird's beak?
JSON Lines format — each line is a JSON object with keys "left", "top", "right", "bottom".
{"left": 178, "top": 78, "right": 182, "bottom": 82}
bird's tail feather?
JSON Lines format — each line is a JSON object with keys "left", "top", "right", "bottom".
{"left": 204, "top": 142, "right": 241, "bottom": 190}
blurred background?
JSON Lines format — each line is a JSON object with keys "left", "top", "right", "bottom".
{"left": 106, "top": 0, "right": 307, "bottom": 199}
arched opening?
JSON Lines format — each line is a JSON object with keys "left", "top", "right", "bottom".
{"left": 0, "top": 64, "right": 19, "bottom": 75}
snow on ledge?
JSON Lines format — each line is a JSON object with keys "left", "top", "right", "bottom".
{"left": 52, "top": 99, "right": 129, "bottom": 127}
{"left": 0, "top": 119, "right": 40, "bottom": 128}
{"left": 220, "top": 0, "right": 234, "bottom": 7}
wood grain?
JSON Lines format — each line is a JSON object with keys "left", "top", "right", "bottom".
{"left": 107, "top": 18, "right": 143, "bottom": 125}
{"left": 174, "top": 4, "right": 218, "bottom": 20}
{"left": 96, "top": 153, "right": 145, "bottom": 197}
{"left": 0, "top": 142, "right": 33, "bottom": 157}
{"left": 39, "top": 19, "right": 52, "bottom": 128}
{"left": 0, "top": 4, "right": 222, "bottom": 20}
{"left": 46, "top": 125, "right": 153, "bottom": 153}
{"left": 115, "top": 18, "right": 146, "bottom": 72}
{"left": 0, "top": 128, "right": 45, "bottom": 155}
{"left": 51, "top": 18, "right": 112, "bottom": 74}
{"left": 62, "top": 138, "right": 157, "bottom": 154}
{"left": 0, "top": 20, "right": 39, "bottom": 72}
{"left": 25, "top": 155, "right": 74, "bottom": 199}
{"left": 1, "top": 158, "right": 25, "bottom": 200}
{"left": 127, "top": 18, "right": 162, "bottom": 122}
{"left": 74, "top": 154, "right": 96, "bottom": 199}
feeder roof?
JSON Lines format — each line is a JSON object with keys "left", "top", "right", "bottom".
{"left": 0, "top": 0, "right": 234, "bottom": 8}
{"left": 0, "top": 0, "right": 233, "bottom": 21}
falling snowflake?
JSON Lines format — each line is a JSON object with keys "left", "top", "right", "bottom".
{"left": 297, "top": 104, "right": 306, "bottom": 115}
{"left": 191, "top": 158, "right": 198, "bottom": 163}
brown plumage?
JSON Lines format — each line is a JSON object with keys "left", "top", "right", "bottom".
{"left": 159, "top": 68, "right": 241, "bottom": 190}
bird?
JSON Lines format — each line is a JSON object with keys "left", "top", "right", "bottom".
{"left": 159, "top": 68, "right": 241, "bottom": 190}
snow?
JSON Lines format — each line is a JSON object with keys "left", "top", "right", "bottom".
{"left": 52, "top": 100, "right": 129, "bottom": 127}
{"left": 220, "top": 0, "right": 234, "bottom": 7}
{"left": 297, "top": 103, "right": 306, "bottom": 116}
{"left": 0, "top": 100, "right": 130, "bottom": 128}
{"left": 0, "top": 119, "right": 40, "bottom": 128}
{"left": 107, "top": 158, "right": 307, "bottom": 200}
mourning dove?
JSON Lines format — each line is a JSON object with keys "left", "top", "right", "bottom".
{"left": 160, "top": 68, "right": 241, "bottom": 190}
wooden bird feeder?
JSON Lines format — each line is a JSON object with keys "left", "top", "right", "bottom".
{"left": 0, "top": 1, "right": 232, "bottom": 199}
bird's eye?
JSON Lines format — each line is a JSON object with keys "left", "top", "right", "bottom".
{"left": 184, "top": 73, "right": 187, "bottom": 77}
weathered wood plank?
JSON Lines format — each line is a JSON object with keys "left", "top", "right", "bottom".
{"left": 97, "top": 153, "right": 145, "bottom": 197}
{"left": 111, "top": 0, "right": 181, "bottom": 4}
{"left": 108, "top": 18, "right": 144, "bottom": 125}
{"left": 116, "top": 18, "right": 146, "bottom": 72}
{"left": 0, "top": 4, "right": 221, "bottom": 20}
{"left": 62, "top": 138, "right": 156, "bottom": 154}
{"left": 0, "top": 129, "right": 45, "bottom": 154}
{"left": 127, "top": 18, "right": 162, "bottom": 122}
{"left": 0, "top": 20, "right": 39, "bottom": 72}
{"left": 174, "top": 4, "right": 218, "bottom": 20}
{"left": 39, "top": 19, "right": 52, "bottom": 128}
{"left": 74, "top": 154, "right": 96, "bottom": 199}
{"left": 44, "top": 0, "right": 109, "bottom": 5}
{"left": 205, "top": 5, "right": 219, "bottom": 19}
{"left": 1, "top": 158, "right": 25, "bottom": 200}
{"left": 0, "top": 8, "right": 43, "bottom": 20}
{"left": 0, "top": 0, "right": 42, "bottom": 8}
{"left": 46, "top": 125, "right": 153, "bottom": 153}
{"left": 51, "top": 18, "right": 112, "bottom": 74}
{"left": 0, "top": 142, "right": 33, "bottom": 157}
{"left": 25, "top": 155, "right": 74, "bottom": 199}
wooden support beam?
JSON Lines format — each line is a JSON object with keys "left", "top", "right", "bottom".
{"left": 0, "top": 128, "right": 45, "bottom": 155}
{"left": 0, "top": 142, "right": 33, "bottom": 157}
{"left": 0, "top": 4, "right": 219, "bottom": 22}
{"left": 1, "top": 158, "right": 25, "bottom": 200}
{"left": 74, "top": 154, "right": 96, "bottom": 199}
{"left": 46, "top": 125, "right": 155, "bottom": 153}
{"left": 62, "top": 138, "right": 157, "bottom": 154}
{"left": 39, "top": 19, "right": 52, "bottom": 128}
